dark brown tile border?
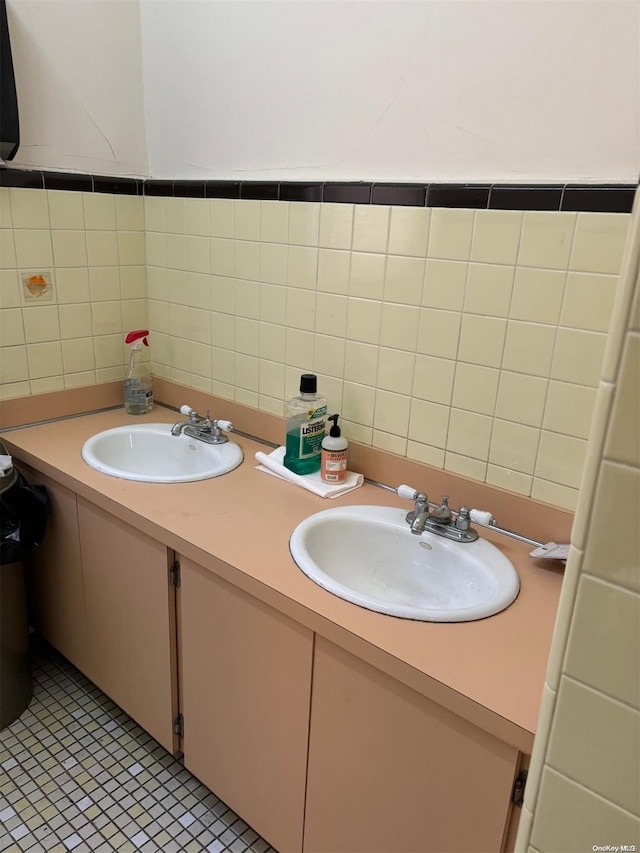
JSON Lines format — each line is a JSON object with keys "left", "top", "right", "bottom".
{"left": 205, "top": 181, "right": 241, "bottom": 199}
{"left": 42, "top": 171, "right": 93, "bottom": 192}
{"left": 91, "top": 175, "right": 141, "bottom": 195}
{"left": 0, "top": 167, "right": 44, "bottom": 188}
{"left": 174, "top": 180, "right": 206, "bottom": 198}
{"left": 426, "top": 184, "right": 491, "bottom": 209}
{"left": 323, "top": 182, "right": 372, "bottom": 204}
{"left": 371, "top": 183, "right": 426, "bottom": 207}
{"left": 561, "top": 185, "right": 637, "bottom": 213}
{"left": 489, "top": 185, "right": 564, "bottom": 211}
{"left": 0, "top": 167, "right": 636, "bottom": 213}
{"left": 279, "top": 182, "right": 323, "bottom": 202}
{"left": 142, "top": 179, "right": 173, "bottom": 196}
{"left": 239, "top": 182, "right": 279, "bottom": 200}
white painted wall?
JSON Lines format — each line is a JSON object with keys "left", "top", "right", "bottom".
{"left": 4, "top": 1, "right": 638, "bottom": 182}
{"left": 7, "top": 0, "right": 147, "bottom": 176}
{"left": 140, "top": 0, "right": 639, "bottom": 182}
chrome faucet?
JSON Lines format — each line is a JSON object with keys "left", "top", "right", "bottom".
{"left": 397, "top": 485, "right": 478, "bottom": 543}
{"left": 171, "top": 405, "right": 234, "bottom": 445}
{"left": 406, "top": 491, "right": 430, "bottom": 535}
{"left": 171, "top": 406, "right": 205, "bottom": 436}
{"left": 397, "top": 484, "right": 549, "bottom": 549}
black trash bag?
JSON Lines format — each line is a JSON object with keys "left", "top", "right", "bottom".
{"left": 0, "top": 472, "right": 48, "bottom": 564}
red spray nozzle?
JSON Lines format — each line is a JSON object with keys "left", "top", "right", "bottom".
{"left": 125, "top": 330, "right": 149, "bottom": 347}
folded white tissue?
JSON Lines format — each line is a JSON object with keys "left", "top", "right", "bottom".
{"left": 255, "top": 446, "right": 364, "bottom": 498}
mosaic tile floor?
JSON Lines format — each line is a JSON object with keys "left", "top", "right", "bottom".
{"left": 0, "top": 639, "right": 276, "bottom": 853}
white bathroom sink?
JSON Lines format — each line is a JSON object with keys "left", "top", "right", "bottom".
{"left": 289, "top": 506, "right": 519, "bottom": 622}
{"left": 82, "top": 424, "right": 243, "bottom": 483}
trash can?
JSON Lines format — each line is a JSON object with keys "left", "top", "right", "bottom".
{"left": 0, "top": 443, "right": 48, "bottom": 730}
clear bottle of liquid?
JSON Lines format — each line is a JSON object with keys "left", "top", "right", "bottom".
{"left": 283, "top": 374, "right": 327, "bottom": 474}
{"left": 124, "top": 330, "right": 153, "bottom": 415}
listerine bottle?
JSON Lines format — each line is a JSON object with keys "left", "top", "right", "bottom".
{"left": 283, "top": 374, "right": 327, "bottom": 475}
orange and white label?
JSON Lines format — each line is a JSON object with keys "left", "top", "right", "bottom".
{"left": 321, "top": 449, "right": 348, "bottom": 483}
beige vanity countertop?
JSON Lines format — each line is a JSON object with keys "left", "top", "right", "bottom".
{"left": 3, "top": 407, "right": 564, "bottom": 753}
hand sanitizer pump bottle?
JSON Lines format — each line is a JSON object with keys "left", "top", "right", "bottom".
{"left": 321, "top": 414, "right": 348, "bottom": 483}
{"left": 124, "top": 330, "right": 153, "bottom": 415}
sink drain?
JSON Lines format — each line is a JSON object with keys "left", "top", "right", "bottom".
{"left": 419, "top": 541, "right": 432, "bottom": 551}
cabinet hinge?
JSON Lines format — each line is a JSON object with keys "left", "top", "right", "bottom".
{"left": 169, "top": 560, "right": 181, "bottom": 587}
{"left": 173, "top": 713, "right": 184, "bottom": 737}
{"left": 511, "top": 769, "right": 527, "bottom": 807}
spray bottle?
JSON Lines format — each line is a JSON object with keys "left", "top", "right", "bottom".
{"left": 124, "top": 330, "right": 153, "bottom": 415}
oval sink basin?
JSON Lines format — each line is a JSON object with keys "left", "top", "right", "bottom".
{"left": 82, "top": 424, "right": 243, "bottom": 483}
{"left": 290, "top": 506, "right": 519, "bottom": 622}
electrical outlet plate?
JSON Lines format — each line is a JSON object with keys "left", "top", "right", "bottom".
{"left": 22, "top": 271, "right": 53, "bottom": 302}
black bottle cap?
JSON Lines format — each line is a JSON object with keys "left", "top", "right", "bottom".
{"left": 300, "top": 373, "right": 317, "bottom": 394}
{"left": 328, "top": 413, "right": 341, "bottom": 437}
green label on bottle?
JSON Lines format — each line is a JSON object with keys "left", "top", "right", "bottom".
{"left": 298, "top": 405, "right": 327, "bottom": 458}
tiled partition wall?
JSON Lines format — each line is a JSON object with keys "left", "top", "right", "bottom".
{"left": 0, "top": 171, "right": 634, "bottom": 512}
{"left": 516, "top": 202, "right": 640, "bottom": 851}
{"left": 144, "top": 188, "right": 631, "bottom": 511}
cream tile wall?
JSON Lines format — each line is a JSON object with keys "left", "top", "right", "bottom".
{"left": 516, "top": 200, "right": 640, "bottom": 850}
{"left": 0, "top": 186, "right": 630, "bottom": 511}
{"left": 0, "top": 188, "right": 146, "bottom": 396}
{"left": 146, "top": 196, "right": 630, "bottom": 510}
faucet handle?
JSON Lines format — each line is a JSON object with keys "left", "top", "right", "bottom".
{"left": 455, "top": 506, "right": 471, "bottom": 532}
{"left": 179, "top": 404, "right": 202, "bottom": 422}
{"left": 469, "top": 509, "right": 495, "bottom": 527}
{"left": 397, "top": 484, "right": 419, "bottom": 501}
{"left": 397, "top": 485, "right": 428, "bottom": 516}
{"left": 206, "top": 418, "right": 234, "bottom": 445}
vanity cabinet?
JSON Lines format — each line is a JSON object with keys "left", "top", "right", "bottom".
{"left": 22, "top": 462, "right": 526, "bottom": 853}
{"left": 76, "top": 498, "right": 178, "bottom": 754}
{"left": 25, "top": 469, "right": 89, "bottom": 675}
{"left": 24, "top": 467, "right": 178, "bottom": 755}
{"left": 178, "top": 556, "right": 313, "bottom": 853}
{"left": 304, "top": 637, "right": 520, "bottom": 853}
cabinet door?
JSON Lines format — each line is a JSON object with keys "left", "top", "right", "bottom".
{"left": 179, "top": 557, "right": 313, "bottom": 853}
{"left": 23, "top": 469, "right": 89, "bottom": 674}
{"left": 77, "top": 498, "right": 178, "bottom": 753}
{"left": 304, "top": 637, "right": 519, "bottom": 853}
